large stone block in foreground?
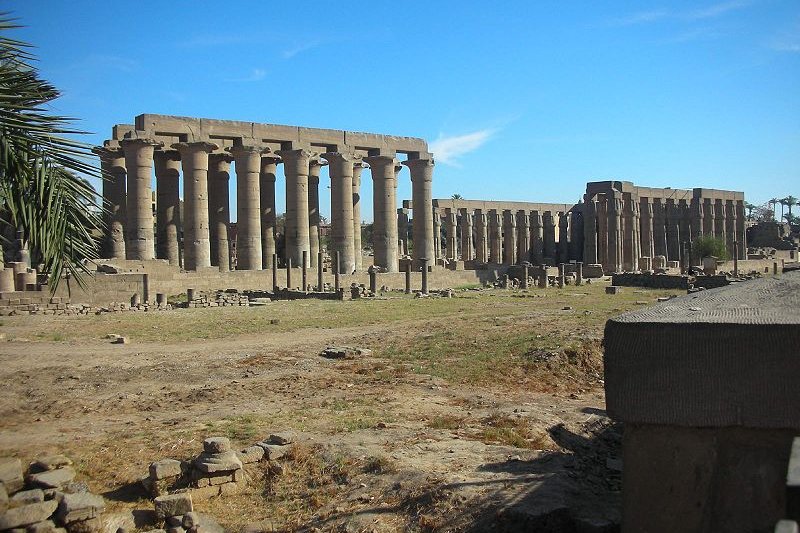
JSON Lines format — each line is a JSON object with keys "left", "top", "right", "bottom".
{"left": 604, "top": 272, "right": 800, "bottom": 532}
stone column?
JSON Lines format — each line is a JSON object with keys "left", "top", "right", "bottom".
{"left": 308, "top": 158, "right": 326, "bottom": 269}
{"left": 621, "top": 198, "right": 634, "bottom": 271}
{"left": 570, "top": 210, "right": 584, "bottom": 261}
{"left": 366, "top": 156, "right": 398, "bottom": 272}
{"left": 583, "top": 199, "right": 597, "bottom": 265}
{"left": 608, "top": 194, "right": 623, "bottom": 273}
{"left": 714, "top": 199, "right": 726, "bottom": 248}
{"left": 173, "top": 141, "right": 217, "bottom": 270}
{"left": 502, "top": 210, "right": 517, "bottom": 264}
{"left": 703, "top": 198, "right": 714, "bottom": 237}
{"left": 94, "top": 146, "right": 127, "bottom": 259}
{"left": 404, "top": 157, "right": 435, "bottom": 269}
{"left": 154, "top": 151, "right": 182, "bottom": 267}
{"left": 352, "top": 162, "right": 365, "bottom": 271}
{"left": 639, "top": 198, "right": 655, "bottom": 261}
{"left": 488, "top": 211, "right": 502, "bottom": 263}
{"left": 279, "top": 148, "right": 313, "bottom": 269}
{"left": 665, "top": 200, "right": 681, "bottom": 262}
{"left": 690, "top": 197, "right": 704, "bottom": 239}
{"left": 260, "top": 155, "right": 280, "bottom": 269}
{"left": 398, "top": 208, "right": 409, "bottom": 256}
{"left": 121, "top": 138, "right": 160, "bottom": 261}
{"left": 652, "top": 198, "right": 667, "bottom": 258}
{"left": 460, "top": 208, "right": 473, "bottom": 262}
{"left": 229, "top": 145, "right": 263, "bottom": 271}
{"left": 725, "top": 199, "right": 736, "bottom": 258}
{"left": 325, "top": 151, "right": 359, "bottom": 274}
{"left": 736, "top": 201, "right": 747, "bottom": 259}
{"left": 543, "top": 211, "right": 556, "bottom": 262}
{"left": 207, "top": 153, "right": 233, "bottom": 271}
{"left": 516, "top": 210, "right": 530, "bottom": 263}
{"left": 433, "top": 211, "right": 442, "bottom": 259}
{"left": 445, "top": 210, "right": 458, "bottom": 260}
{"left": 474, "top": 210, "right": 488, "bottom": 263}
{"left": 596, "top": 197, "right": 609, "bottom": 267}
{"left": 530, "top": 210, "right": 544, "bottom": 264}
{"left": 558, "top": 211, "right": 570, "bottom": 264}
{"left": 631, "top": 200, "right": 642, "bottom": 271}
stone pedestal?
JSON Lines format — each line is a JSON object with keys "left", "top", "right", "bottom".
{"left": 604, "top": 273, "right": 800, "bottom": 532}
{"left": 121, "top": 138, "right": 160, "bottom": 261}
{"left": 173, "top": 141, "right": 217, "bottom": 270}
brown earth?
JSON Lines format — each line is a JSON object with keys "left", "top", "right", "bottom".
{"left": 0, "top": 284, "right": 681, "bottom": 532}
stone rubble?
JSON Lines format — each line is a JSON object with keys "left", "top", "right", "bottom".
{"left": 0, "top": 455, "right": 104, "bottom": 533}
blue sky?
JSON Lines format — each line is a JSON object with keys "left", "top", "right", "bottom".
{"left": 7, "top": 0, "right": 800, "bottom": 221}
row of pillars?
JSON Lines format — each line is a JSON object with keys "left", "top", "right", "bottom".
{"left": 584, "top": 193, "right": 747, "bottom": 273}
{"left": 432, "top": 208, "right": 579, "bottom": 266}
{"left": 95, "top": 139, "right": 435, "bottom": 274}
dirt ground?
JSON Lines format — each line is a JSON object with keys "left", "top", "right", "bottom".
{"left": 0, "top": 283, "right": 682, "bottom": 532}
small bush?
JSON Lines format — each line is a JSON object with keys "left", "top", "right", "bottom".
{"left": 692, "top": 236, "right": 729, "bottom": 261}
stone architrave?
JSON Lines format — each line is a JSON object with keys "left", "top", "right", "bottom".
{"left": 352, "top": 162, "right": 366, "bottom": 271}
{"left": 488, "top": 210, "right": 502, "bottom": 264}
{"left": 207, "top": 153, "right": 233, "bottom": 271}
{"left": 154, "top": 150, "right": 182, "bottom": 267}
{"left": 230, "top": 145, "right": 264, "bottom": 271}
{"left": 460, "top": 208, "right": 474, "bottom": 261}
{"left": 308, "top": 158, "right": 326, "bottom": 268}
{"left": 403, "top": 157, "right": 435, "bottom": 269}
{"left": 530, "top": 210, "right": 544, "bottom": 264}
{"left": 93, "top": 146, "right": 127, "bottom": 260}
{"left": 502, "top": 210, "right": 517, "bottom": 264}
{"left": 278, "top": 148, "right": 313, "bottom": 269}
{"left": 474, "top": 209, "right": 488, "bottom": 263}
{"left": 121, "top": 138, "right": 161, "bottom": 261}
{"left": 173, "top": 141, "right": 217, "bottom": 270}
{"left": 516, "top": 210, "right": 530, "bottom": 263}
{"left": 324, "top": 151, "right": 359, "bottom": 274}
{"left": 445, "top": 210, "right": 458, "bottom": 260}
{"left": 365, "top": 155, "right": 398, "bottom": 272}
{"left": 260, "top": 155, "right": 280, "bottom": 269}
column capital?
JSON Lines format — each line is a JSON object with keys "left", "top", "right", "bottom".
{"left": 120, "top": 137, "right": 162, "bottom": 151}
{"left": 403, "top": 157, "right": 434, "bottom": 182}
{"left": 363, "top": 155, "right": 397, "bottom": 168}
{"left": 208, "top": 152, "right": 234, "bottom": 164}
{"left": 276, "top": 148, "right": 314, "bottom": 162}
{"left": 322, "top": 151, "right": 361, "bottom": 164}
{"left": 227, "top": 144, "right": 269, "bottom": 157}
{"left": 171, "top": 141, "right": 219, "bottom": 154}
{"left": 155, "top": 149, "right": 182, "bottom": 162}
{"left": 92, "top": 145, "right": 124, "bottom": 158}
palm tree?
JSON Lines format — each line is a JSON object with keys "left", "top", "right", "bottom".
{"left": 769, "top": 198, "right": 779, "bottom": 221}
{"left": 0, "top": 15, "right": 103, "bottom": 290}
{"left": 744, "top": 202, "right": 756, "bottom": 221}
{"left": 451, "top": 193, "right": 463, "bottom": 200}
{"left": 779, "top": 198, "right": 788, "bottom": 221}
{"left": 785, "top": 195, "right": 797, "bottom": 219}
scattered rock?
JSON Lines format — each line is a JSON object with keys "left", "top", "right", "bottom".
{"left": 56, "top": 492, "right": 105, "bottom": 524}
{"left": 0, "top": 500, "right": 58, "bottom": 530}
{"left": 154, "top": 493, "right": 193, "bottom": 521}
{"left": 29, "top": 456, "right": 72, "bottom": 474}
{"left": 28, "top": 467, "right": 76, "bottom": 489}
{"left": 149, "top": 460, "right": 185, "bottom": 481}
{"left": 268, "top": 432, "right": 296, "bottom": 446}
{"left": 0, "top": 457, "right": 25, "bottom": 494}
{"left": 202, "top": 438, "right": 230, "bottom": 454}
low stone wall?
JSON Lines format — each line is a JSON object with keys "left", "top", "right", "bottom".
{"left": 611, "top": 273, "right": 690, "bottom": 290}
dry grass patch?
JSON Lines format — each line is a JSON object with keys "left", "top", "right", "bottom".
{"left": 478, "top": 413, "right": 557, "bottom": 450}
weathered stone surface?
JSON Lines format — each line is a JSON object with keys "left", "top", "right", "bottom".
{"left": 26, "top": 519, "right": 59, "bottom": 533}
{"left": 149, "top": 460, "right": 184, "bottom": 481}
{"left": 0, "top": 457, "right": 25, "bottom": 493}
{"left": 56, "top": 492, "right": 104, "bottom": 524}
{"left": 202, "top": 438, "right": 230, "bottom": 454}
{"left": 218, "top": 481, "right": 242, "bottom": 496}
{"left": 193, "top": 451, "right": 241, "bottom": 474}
{"left": 28, "top": 467, "right": 76, "bottom": 489}
{"left": 236, "top": 446, "right": 264, "bottom": 464}
{"left": 187, "top": 486, "right": 219, "bottom": 502}
{"left": 182, "top": 512, "right": 200, "bottom": 529}
{"left": 165, "top": 515, "right": 183, "bottom": 527}
{"left": 11, "top": 489, "right": 44, "bottom": 505}
{"left": 1, "top": 481, "right": 8, "bottom": 513}
{"left": 30, "top": 456, "right": 72, "bottom": 474}
{"left": 268, "top": 431, "right": 296, "bottom": 445}
{"left": 207, "top": 474, "right": 234, "bottom": 486}
{"left": 0, "top": 500, "right": 58, "bottom": 529}
{"left": 154, "top": 493, "right": 193, "bottom": 520}
{"left": 165, "top": 527, "right": 185, "bottom": 533}
{"left": 63, "top": 516, "right": 101, "bottom": 533}
{"left": 256, "top": 444, "right": 286, "bottom": 461}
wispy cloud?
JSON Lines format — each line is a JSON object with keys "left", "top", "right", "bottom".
{"left": 609, "top": 1, "right": 750, "bottom": 26}
{"left": 429, "top": 129, "right": 497, "bottom": 167}
{"left": 226, "top": 68, "right": 267, "bottom": 83}
{"left": 282, "top": 40, "right": 320, "bottom": 59}
{"left": 767, "top": 21, "right": 800, "bottom": 53}
{"left": 68, "top": 54, "right": 138, "bottom": 73}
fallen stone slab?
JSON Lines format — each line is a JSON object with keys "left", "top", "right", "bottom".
{"left": 10, "top": 488, "right": 44, "bottom": 505}
{"left": 30, "top": 455, "right": 73, "bottom": 473}
{"left": 154, "top": 493, "right": 193, "bottom": 520}
{"left": 56, "top": 492, "right": 105, "bottom": 524}
{"left": 319, "top": 346, "right": 371, "bottom": 360}
{"left": 0, "top": 499, "right": 58, "bottom": 529}
{"left": 0, "top": 457, "right": 25, "bottom": 493}
{"left": 26, "top": 519, "right": 62, "bottom": 533}
{"left": 28, "top": 467, "right": 76, "bottom": 489}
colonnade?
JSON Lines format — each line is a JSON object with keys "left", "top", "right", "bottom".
{"left": 583, "top": 191, "right": 747, "bottom": 273}
{"left": 433, "top": 207, "right": 581, "bottom": 266}
{"left": 96, "top": 139, "right": 435, "bottom": 274}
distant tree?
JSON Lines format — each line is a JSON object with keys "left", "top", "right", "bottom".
{"left": 692, "top": 236, "right": 729, "bottom": 261}
{"left": 769, "top": 198, "right": 779, "bottom": 220}
{"left": 779, "top": 198, "right": 788, "bottom": 220}
{"left": 451, "top": 193, "right": 463, "bottom": 200}
{"left": 744, "top": 202, "right": 756, "bottom": 221}
{"left": 784, "top": 196, "right": 797, "bottom": 219}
